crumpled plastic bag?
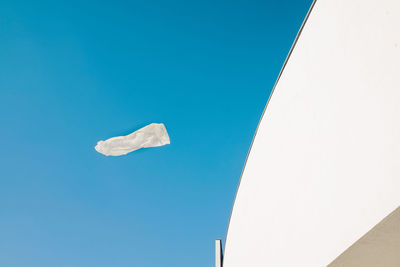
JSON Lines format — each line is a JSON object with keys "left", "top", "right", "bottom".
{"left": 95, "top": 123, "right": 170, "bottom": 156}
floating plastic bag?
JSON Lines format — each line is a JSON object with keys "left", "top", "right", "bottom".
{"left": 95, "top": 123, "right": 170, "bottom": 156}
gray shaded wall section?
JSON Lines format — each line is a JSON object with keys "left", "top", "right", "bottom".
{"left": 329, "top": 207, "right": 400, "bottom": 267}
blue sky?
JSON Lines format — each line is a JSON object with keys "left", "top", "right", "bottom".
{"left": 0, "top": 0, "right": 312, "bottom": 266}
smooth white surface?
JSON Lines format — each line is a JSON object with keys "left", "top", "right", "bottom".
{"left": 215, "top": 239, "right": 222, "bottom": 267}
{"left": 223, "top": 0, "right": 400, "bottom": 266}
{"left": 95, "top": 123, "right": 170, "bottom": 156}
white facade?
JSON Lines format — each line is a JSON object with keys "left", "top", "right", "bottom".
{"left": 223, "top": 0, "right": 400, "bottom": 266}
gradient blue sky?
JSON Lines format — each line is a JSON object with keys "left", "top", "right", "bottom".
{"left": 0, "top": 0, "right": 312, "bottom": 266}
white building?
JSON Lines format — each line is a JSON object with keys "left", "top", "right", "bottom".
{"left": 217, "top": 0, "right": 400, "bottom": 266}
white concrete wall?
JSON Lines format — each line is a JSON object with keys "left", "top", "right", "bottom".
{"left": 223, "top": 0, "right": 400, "bottom": 266}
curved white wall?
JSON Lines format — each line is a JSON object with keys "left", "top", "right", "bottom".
{"left": 223, "top": 0, "right": 400, "bottom": 266}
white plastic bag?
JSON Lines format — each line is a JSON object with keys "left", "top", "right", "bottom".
{"left": 95, "top": 123, "right": 170, "bottom": 156}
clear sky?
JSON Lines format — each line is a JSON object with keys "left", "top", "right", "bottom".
{"left": 0, "top": 0, "right": 312, "bottom": 266}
